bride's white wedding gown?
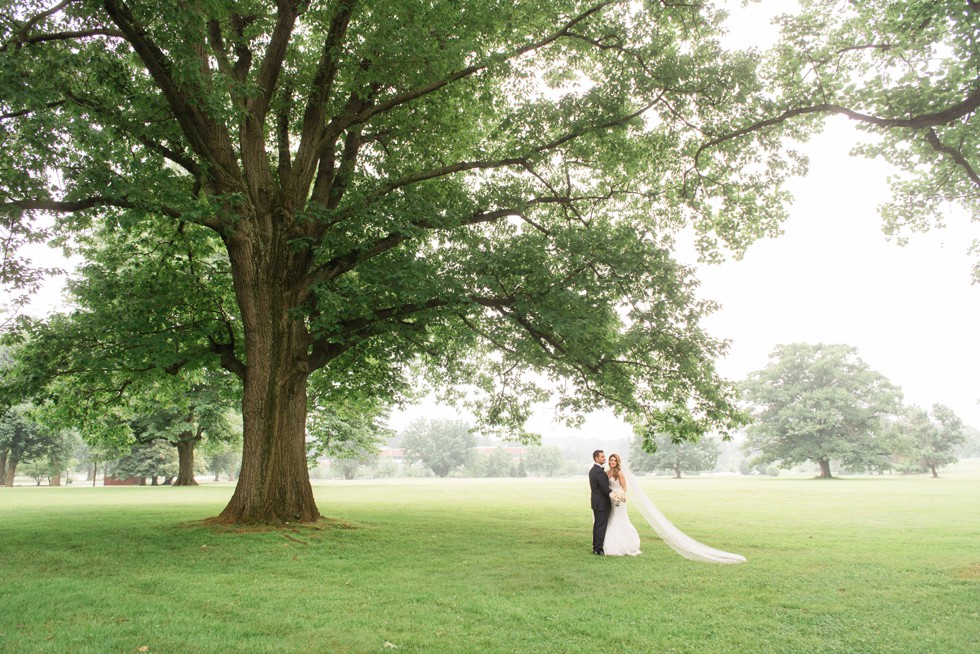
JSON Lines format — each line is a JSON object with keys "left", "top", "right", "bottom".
{"left": 603, "top": 477, "right": 642, "bottom": 556}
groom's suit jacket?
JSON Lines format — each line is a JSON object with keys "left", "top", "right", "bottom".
{"left": 589, "top": 464, "right": 612, "bottom": 512}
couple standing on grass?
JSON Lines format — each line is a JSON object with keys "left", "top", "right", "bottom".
{"left": 588, "top": 449, "right": 748, "bottom": 564}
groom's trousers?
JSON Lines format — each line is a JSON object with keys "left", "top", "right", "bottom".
{"left": 592, "top": 508, "right": 610, "bottom": 553}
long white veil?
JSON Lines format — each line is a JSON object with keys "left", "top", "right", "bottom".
{"left": 623, "top": 469, "right": 747, "bottom": 564}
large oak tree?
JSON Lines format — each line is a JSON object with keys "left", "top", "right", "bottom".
{"left": 7, "top": 1, "right": 972, "bottom": 523}
{"left": 3, "top": 0, "right": 788, "bottom": 523}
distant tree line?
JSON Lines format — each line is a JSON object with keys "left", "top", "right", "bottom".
{"left": 3, "top": 341, "right": 974, "bottom": 486}
{"left": 357, "top": 418, "right": 579, "bottom": 480}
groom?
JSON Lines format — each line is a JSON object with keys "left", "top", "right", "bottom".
{"left": 589, "top": 450, "right": 612, "bottom": 555}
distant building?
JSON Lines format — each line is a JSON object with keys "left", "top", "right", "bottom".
{"left": 379, "top": 447, "right": 407, "bottom": 465}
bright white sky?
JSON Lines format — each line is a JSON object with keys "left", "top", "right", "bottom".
{"left": 8, "top": 2, "right": 979, "bottom": 436}
{"left": 688, "top": 118, "right": 979, "bottom": 428}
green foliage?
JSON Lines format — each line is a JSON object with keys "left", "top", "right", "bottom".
{"left": 401, "top": 418, "right": 477, "bottom": 478}
{"left": 629, "top": 433, "right": 719, "bottom": 477}
{"left": 135, "top": 379, "right": 237, "bottom": 447}
{"left": 0, "top": 222, "right": 240, "bottom": 446}
{"left": 17, "top": 458, "right": 48, "bottom": 485}
{"left": 740, "top": 343, "right": 903, "bottom": 477}
{"left": 203, "top": 438, "right": 242, "bottom": 482}
{"left": 18, "top": 427, "right": 77, "bottom": 484}
{"left": 887, "top": 403, "right": 966, "bottom": 476}
{"left": 0, "top": 404, "right": 60, "bottom": 483}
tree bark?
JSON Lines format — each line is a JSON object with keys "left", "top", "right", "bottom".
{"left": 4, "top": 461, "right": 16, "bottom": 487}
{"left": 0, "top": 452, "right": 6, "bottom": 485}
{"left": 50, "top": 473, "right": 62, "bottom": 486}
{"left": 173, "top": 435, "right": 199, "bottom": 486}
{"left": 674, "top": 463, "right": 682, "bottom": 479}
{"left": 215, "top": 232, "right": 319, "bottom": 524}
{"left": 817, "top": 459, "right": 833, "bottom": 479}
{"left": 930, "top": 465, "right": 938, "bottom": 478}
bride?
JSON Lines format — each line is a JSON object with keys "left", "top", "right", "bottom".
{"left": 603, "top": 452, "right": 747, "bottom": 564}
{"left": 603, "top": 453, "right": 642, "bottom": 556}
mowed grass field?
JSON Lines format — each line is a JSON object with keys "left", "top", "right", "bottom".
{"left": 1, "top": 462, "right": 978, "bottom": 654}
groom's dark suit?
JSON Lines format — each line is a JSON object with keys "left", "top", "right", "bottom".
{"left": 589, "top": 463, "right": 612, "bottom": 554}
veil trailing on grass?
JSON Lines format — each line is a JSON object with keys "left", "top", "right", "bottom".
{"left": 623, "top": 469, "right": 747, "bottom": 564}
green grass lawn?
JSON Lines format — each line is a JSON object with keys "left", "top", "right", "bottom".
{"left": 1, "top": 466, "right": 978, "bottom": 653}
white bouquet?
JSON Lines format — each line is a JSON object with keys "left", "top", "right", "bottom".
{"left": 610, "top": 489, "right": 626, "bottom": 506}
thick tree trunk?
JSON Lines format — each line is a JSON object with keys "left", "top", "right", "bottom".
{"left": 930, "top": 465, "right": 938, "bottom": 478}
{"left": 0, "top": 452, "right": 6, "bottom": 485}
{"left": 674, "top": 463, "right": 682, "bottom": 479}
{"left": 50, "top": 473, "right": 62, "bottom": 486}
{"left": 4, "top": 461, "right": 16, "bottom": 487}
{"left": 216, "top": 235, "right": 319, "bottom": 524}
{"left": 817, "top": 459, "right": 833, "bottom": 479}
{"left": 173, "top": 436, "right": 199, "bottom": 486}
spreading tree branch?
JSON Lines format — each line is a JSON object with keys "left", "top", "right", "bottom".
{"left": 695, "top": 88, "right": 980, "bottom": 186}
{"left": 102, "top": 0, "right": 242, "bottom": 194}
{"left": 288, "top": 1, "right": 357, "bottom": 202}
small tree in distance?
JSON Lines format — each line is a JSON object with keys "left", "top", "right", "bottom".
{"left": 524, "top": 445, "right": 566, "bottom": 478}
{"left": 629, "top": 434, "right": 719, "bottom": 479}
{"left": 889, "top": 404, "right": 966, "bottom": 478}
{"left": 401, "top": 419, "right": 476, "bottom": 479}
